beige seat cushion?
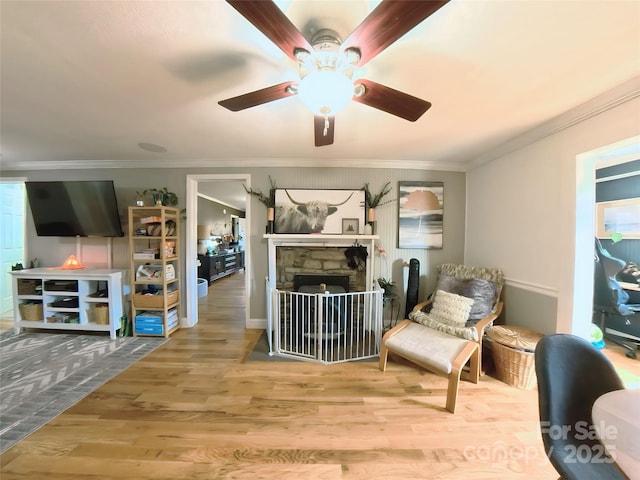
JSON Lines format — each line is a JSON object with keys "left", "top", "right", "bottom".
{"left": 384, "top": 322, "right": 469, "bottom": 374}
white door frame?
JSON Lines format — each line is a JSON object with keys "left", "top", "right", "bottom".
{"left": 185, "top": 174, "right": 251, "bottom": 328}
{"left": 568, "top": 135, "right": 640, "bottom": 338}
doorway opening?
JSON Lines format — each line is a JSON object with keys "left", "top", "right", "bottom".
{"left": 572, "top": 135, "right": 640, "bottom": 339}
{"left": 186, "top": 174, "right": 250, "bottom": 329}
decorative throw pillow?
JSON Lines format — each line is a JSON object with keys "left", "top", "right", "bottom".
{"left": 430, "top": 290, "right": 475, "bottom": 326}
{"left": 435, "top": 274, "right": 497, "bottom": 322}
{"left": 460, "top": 278, "right": 496, "bottom": 320}
{"left": 438, "top": 264, "right": 504, "bottom": 308}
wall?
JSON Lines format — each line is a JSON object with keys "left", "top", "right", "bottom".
{"left": 466, "top": 96, "right": 640, "bottom": 336}
{"left": 197, "top": 196, "right": 244, "bottom": 238}
{"left": 4, "top": 166, "right": 466, "bottom": 326}
{"left": 11, "top": 171, "right": 188, "bottom": 271}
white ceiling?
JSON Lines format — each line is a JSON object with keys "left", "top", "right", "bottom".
{"left": 1, "top": 0, "right": 639, "bottom": 172}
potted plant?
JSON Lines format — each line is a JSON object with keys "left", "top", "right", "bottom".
{"left": 363, "top": 182, "right": 395, "bottom": 231}
{"left": 244, "top": 176, "right": 277, "bottom": 232}
{"left": 243, "top": 176, "right": 276, "bottom": 208}
{"left": 138, "top": 188, "right": 186, "bottom": 219}
{"left": 364, "top": 181, "right": 395, "bottom": 209}
{"left": 377, "top": 277, "right": 397, "bottom": 300}
{"left": 138, "top": 188, "right": 178, "bottom": 206}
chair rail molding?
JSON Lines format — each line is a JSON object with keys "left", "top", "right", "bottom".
{"left": 505, "top": 277, "right": 558, "bottom": 297}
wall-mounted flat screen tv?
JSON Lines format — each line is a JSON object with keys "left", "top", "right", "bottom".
{"left": 25, "top": 180, "right": 124, "bottom": 237}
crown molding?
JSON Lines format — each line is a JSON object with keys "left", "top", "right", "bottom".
{"left": 3, "top": 157, "right": 466, "bottom": 172}
{"left": 465, "top": 76, "right": 640, "bottom": 171}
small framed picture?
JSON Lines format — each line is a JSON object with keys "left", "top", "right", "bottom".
{"left": 342, "top": 218, "right": 359, "bottom": 235}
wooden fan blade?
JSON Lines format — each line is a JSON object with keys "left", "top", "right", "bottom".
{"left": 218, "top": 81, "right": 297, "bottom": 111}
{"left": 226, "top": 0, "right": 313, "bottom": 63}
{"left": 352, "top": 79, "right": 431, "bottom": 121}
{"left": 314, "top": 115, "right": 335, "bottom": 147}
{"left": 342, "top": 0, "right": 449, "bottom": 66}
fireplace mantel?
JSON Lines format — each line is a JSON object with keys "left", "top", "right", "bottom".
{"left": 264, "top": 234, "right": 379, "bottom": 244}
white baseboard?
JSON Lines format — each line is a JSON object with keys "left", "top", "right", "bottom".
{"left": 247, "top": 318, "right": 267, "bottom": 330}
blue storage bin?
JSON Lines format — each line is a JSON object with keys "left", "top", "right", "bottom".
{"left": 135, "top": 312, "right": 163, "bottom": 325}
{"left": 135, "top": 323, "right": 164, "bottom": 335}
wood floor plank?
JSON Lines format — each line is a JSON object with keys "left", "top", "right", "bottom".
{"left": 2, "top": 270, "right": 638, "bottom": 479}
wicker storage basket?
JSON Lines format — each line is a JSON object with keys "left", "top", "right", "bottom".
{"left": 19, "top": 302, "right": 43, "bottom": 321}
{"left": 486, "top": 325, "right": 543, "bottom": 390}
{"left": 87, "top": 303, "right": 109, "bottom": 324}
{"left": 17, "top": 279, "right": 40, "bottom": 295}
{"left": 134, "top": 289, "right": 179, "bottom": 308}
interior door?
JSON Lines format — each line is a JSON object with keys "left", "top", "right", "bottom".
{"left": 0, "top": 182, "right": 26, "bottom": 315}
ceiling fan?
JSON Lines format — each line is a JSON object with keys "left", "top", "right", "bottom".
{"left": 218, "top": 0, "right": 449, "bottom": 147}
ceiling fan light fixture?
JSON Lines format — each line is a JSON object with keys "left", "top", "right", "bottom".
{"left": 221, "top": 0, "right": 444, "bottom": 146}
{"left": 298, "top": 69, "right": 354, "bottom": 116}
{"left": 293, "top": 29, "right": 359, "bottom": 117}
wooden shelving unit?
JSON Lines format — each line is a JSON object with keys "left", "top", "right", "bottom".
{"left": 128, "top": 206, "right": 180, "bottom": 337}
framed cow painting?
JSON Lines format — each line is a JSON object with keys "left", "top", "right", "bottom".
{"left": 274, "top": 189, "right": 365, "bottom": 234}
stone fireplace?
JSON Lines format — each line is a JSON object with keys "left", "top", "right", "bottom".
{"left": 265, "top": 234, "right": 382, "bottom": 363}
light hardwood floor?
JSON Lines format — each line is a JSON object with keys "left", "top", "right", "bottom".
{"left": 1, "top": 272, "right": 638, "bottom": 479}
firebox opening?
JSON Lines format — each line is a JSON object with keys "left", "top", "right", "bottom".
{"left": 293, "top": 274, "right": 350, "bottom": 293}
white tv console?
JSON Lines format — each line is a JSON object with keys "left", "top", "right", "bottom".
{"left": 10, "top": 267, "right": 126, "bottom": 339}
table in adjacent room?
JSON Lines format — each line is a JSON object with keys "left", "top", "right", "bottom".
{"left": 592, "top": 389, "right": 640, "bottom": 480}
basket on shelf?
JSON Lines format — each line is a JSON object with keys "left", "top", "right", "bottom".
{"left": 486, "top": 325, "right": 543, "bottom": 390}
{"left": 17, "top": 279, "right": 40, "bottom": 295}
{"left": 134, "top": 289, "right": 179, "bottom": 308}
{"left": 19, "top": 302, "right": 43, "bottom": 321}
{"left": 87, "top": 303, "right": 109, "bottom": 324}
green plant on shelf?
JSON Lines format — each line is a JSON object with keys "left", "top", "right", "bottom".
{"left": 377, "top": 277, "right": 397, "bottom": 299}
{"left": 138, "top": 187, "right": 178, "bottom": 207}
{"left": 137, "top": 188, "right": 186, "bottom": 219}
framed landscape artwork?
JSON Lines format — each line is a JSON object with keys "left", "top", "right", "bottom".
{"left": 274, "top": 189, "right": 365, "bottom": 234}
{"left": 596, "top": 197, "right": 640, "bottom": 239}
{"left": 397, "top": 181, "right": 444, "bottom": 249}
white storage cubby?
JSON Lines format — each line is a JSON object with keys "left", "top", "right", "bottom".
{"left": 10, "top": 268, "right": 126, "bottom": 339}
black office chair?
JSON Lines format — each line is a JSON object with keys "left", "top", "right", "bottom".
{"left": 535, "top": 334, "right": 627, "bottom": 480}
{"left": 593, "top": 237, "right": 640, "bottom": 359}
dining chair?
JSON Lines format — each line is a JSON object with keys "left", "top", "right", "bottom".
{"left": 534, "top": 334, "right": 627, "bottom": 479}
